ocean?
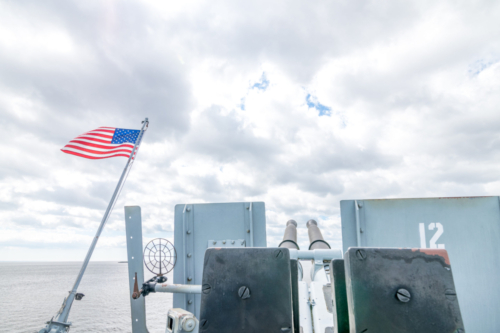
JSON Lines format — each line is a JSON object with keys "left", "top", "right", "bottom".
{"left": 0, "top": 262, "right": 172, "bottom": 333}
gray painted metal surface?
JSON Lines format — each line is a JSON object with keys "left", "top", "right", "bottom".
{"left": 124, "top": 206, "right": 148, "bottom": 333}
{"left": 199, "top": 248, "right": 293, "bottom": 333}
{"left": 173, "top": 202, "right": 267, "bottom": 318}
{"left": 341, "top": 196, "right": 500, "bottom": 333}
{"left": 207, "top": 239, "right": 246, "bottom": 248}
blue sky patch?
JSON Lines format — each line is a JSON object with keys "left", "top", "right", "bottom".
{"left": 252, "top": 72, "right": 269, "bottom": 91}
{"left": 306, "top": 94, "right": 331, "bottom": 116}
{"left": 468, "top": 58, "right": 498, "bottom": 76}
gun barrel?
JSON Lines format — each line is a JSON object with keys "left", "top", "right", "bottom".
{"left": 306, "top": 219, "right": 331, "bottom": 250}
{"left": 278, "top": 220, "right": 300, "bottom": 249}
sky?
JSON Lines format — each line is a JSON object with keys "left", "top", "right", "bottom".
{"left": 1, "top": 0, "right": 500, "bottom": 261}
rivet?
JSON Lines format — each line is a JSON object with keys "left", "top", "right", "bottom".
{"left": 187, "top": 253, "right": 192, "bottom": 258}
{"left": 188, "top": 300, "right": 193, "bottom": 304}
{"left": 187, "top": 276, "right": 192, "bottom": 282}
{"left": 247, "top": 229, "right": 250, "bottom": 233}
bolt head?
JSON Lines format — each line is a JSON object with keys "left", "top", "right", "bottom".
{"left": 396, "top": 288, "right": 411, "bottom": 302}
{"left": 202, "top": 284, "right": 211, "bottom": 294}
{"left": 356, "top": 249, "right": 366, "bottom": 260}
{"left": 188, "top": 299, "right": 193, "bottom": 304}
{"left": 238, "top": 286, "right": 251, "bottom": 299}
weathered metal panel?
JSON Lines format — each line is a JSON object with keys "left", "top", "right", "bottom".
{"left": 199, "top": 248, "right": 293, "bottom": 333}
{"left": 344, "top": 247, "right": 464, "bottom": 333}
{"left": 340, "top": 196, "right": 500, "bottom": 332}
{"left": 173, "top": 202, "right": 267, "bottom": 318}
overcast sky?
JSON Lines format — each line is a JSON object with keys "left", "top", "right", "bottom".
{"left": 1, "top": 0, "right": 499, "bottom": 261}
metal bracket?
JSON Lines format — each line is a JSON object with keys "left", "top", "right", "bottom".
{"left": 124, "top": 206, "right": 148, "bottom": 333}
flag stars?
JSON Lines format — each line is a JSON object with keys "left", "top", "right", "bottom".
{"left": 111, "top": 128, "right": 140, "bottom": 144}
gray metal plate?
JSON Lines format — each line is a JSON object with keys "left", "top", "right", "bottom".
{"left": 344, "top": 247, "right": 464, "bottom": 333}
{"left": 173, "top": 202, "right": 267, "bottom": 317}
{"left": 199, "top": 248, "right": 293, "bottom": 333}
{"left": 290, "top": 259, "right": 300, "bottom": 333}
{"left": 341, "top": 196, "right": 500, "bottom": 332}
{"left": 329, "top": 259, "right": 349, "bottom": 333}
{"left": 124, "top": 206, "right": 148, "bottom": 333}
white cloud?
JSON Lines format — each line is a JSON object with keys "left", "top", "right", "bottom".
{"left": 1, "top": 0, "right": 500, "bottom": 260}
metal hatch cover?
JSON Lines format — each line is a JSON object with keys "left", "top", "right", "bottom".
{"left": 344, "top": 247, "right": 464, "bottom": 333}
{"left": 199, "top": 248, "right": 293, "bottom": 333}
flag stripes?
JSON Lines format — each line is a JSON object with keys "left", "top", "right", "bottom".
{"left": 61, "top": 127, "right": 141, "bottom": 159}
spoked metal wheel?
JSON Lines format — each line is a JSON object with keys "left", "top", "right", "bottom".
{"left": 143, "top": 238, "right": 177, "bottom": 277}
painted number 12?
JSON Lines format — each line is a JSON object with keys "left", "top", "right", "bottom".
{"left": 419, "top": 223, "right": 445, "bottom": 249}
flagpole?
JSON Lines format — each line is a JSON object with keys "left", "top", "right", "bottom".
{"left": 40, "top": 118, "right": 149, "bottom": 333}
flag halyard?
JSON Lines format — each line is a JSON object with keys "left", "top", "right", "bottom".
{"left": 61, "top": 127, "right": 141, "bottom": 159}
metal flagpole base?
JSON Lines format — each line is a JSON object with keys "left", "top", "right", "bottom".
{"left": 39, "top": 319, "right": 71, "bottom": 333}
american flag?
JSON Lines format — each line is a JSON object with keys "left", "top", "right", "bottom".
{"left": 61, "top": 127, "right": 141, "bottom": 159}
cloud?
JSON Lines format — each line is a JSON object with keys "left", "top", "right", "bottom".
{"left": 1, "top": 0, "right": 500, "bottom": 260}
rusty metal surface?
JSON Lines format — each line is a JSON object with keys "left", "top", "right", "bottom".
{"left": 199, "top": 248, "right": 293, "bottom": 333}
{"left": 344, "top": 247, "right": 464, "bottom": 333}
